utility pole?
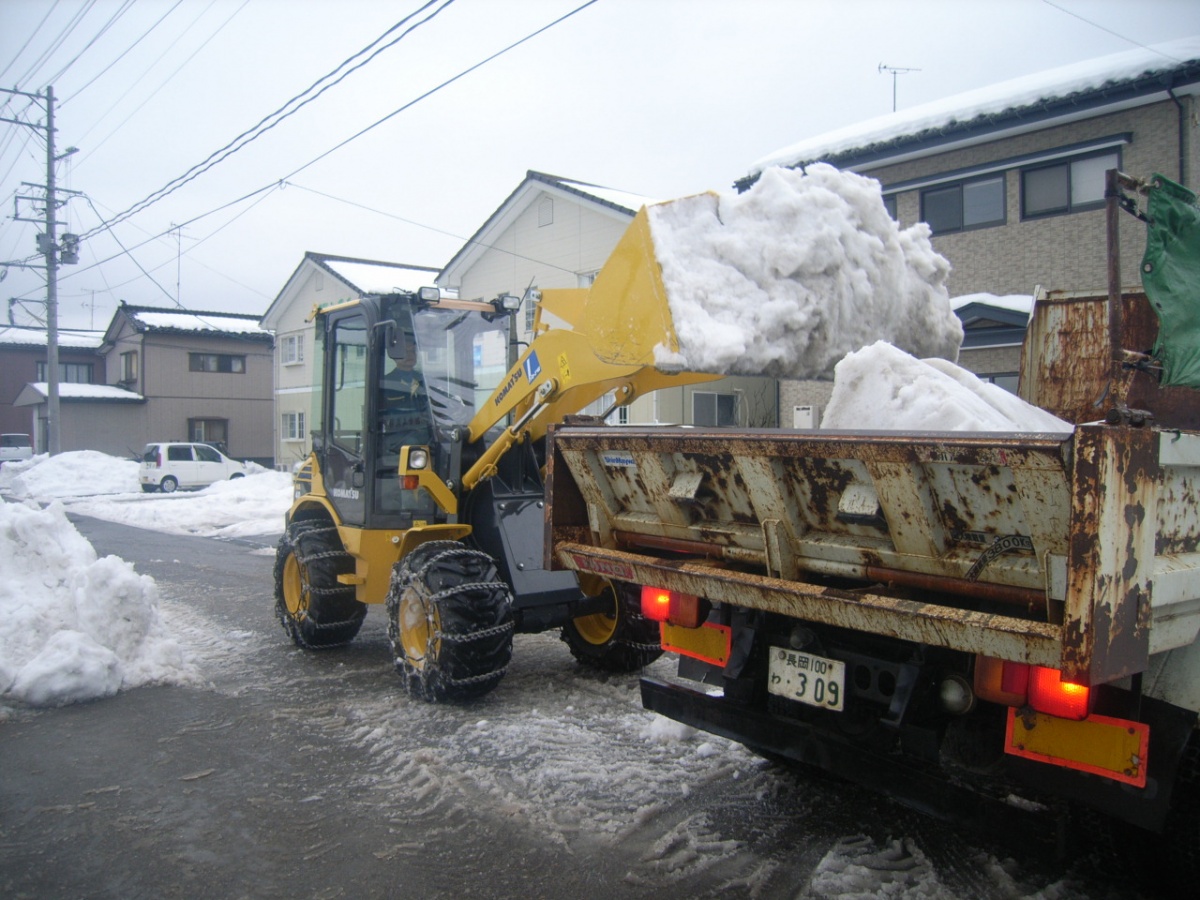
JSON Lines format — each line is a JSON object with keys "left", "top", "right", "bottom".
{"left": 1, "top": 85, "right": 79, "bottom": 455}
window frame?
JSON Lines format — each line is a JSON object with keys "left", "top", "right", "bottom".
{"left": 282, "top": 411, "right": 306, "bottom": 441}
{"left": 692, "top": 391, "right": 738, "bottom": 427}
{"left": 281, "top": 334, "right": 304, "bottom": 366}
{"left": 919, "top": 173, "right": 1006, "bottom": 235}
{"left": 37, "top": 361, "right": 94, "bottom": 383}
{"left": 120, "top": 350, "right": 138, "bottom": 384}
{"left": 189, "top": 352, "right": 246, "bottom": 374}
{"left": 1020, "top": 148, "right": 1120, "bottom": 221}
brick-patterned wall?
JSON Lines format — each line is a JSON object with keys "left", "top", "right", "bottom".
{"left": 880, "top": 97, "right": 1195, "bottom": 297}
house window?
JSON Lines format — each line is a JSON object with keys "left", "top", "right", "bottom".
{"left": 281, "top": 334, "right": 304, "bottom": 365}
{"left": 121, "top": 350, "right": 138, "bottom": 384}
{"left": 921, "top": 175, "right": 1005, "bottom": 235}
{"left": 189, "top": 353, "right": 246, "bottom": 373}
{"left": 693, "top": 391, "right": 738, "bottom": 427}
{"left": 538, "top": 196, "right": 553, "bottom": 227}
{"left": 282, "top": 411, "right": 306, "bottom": 441}
{"left": 189, "top": 418, "right": 228, "bottom": 449}
{"left": 882, "top": 194, "right": 898, "bottom": 220}
{"left": 525, "top": 298, "right": 537, "bottom": 332}
{"left": 1021, "top": 150, "right": 1118, "bottom": 219}
{"left": 37, "top": 362, "right": 93, "bottom": 383}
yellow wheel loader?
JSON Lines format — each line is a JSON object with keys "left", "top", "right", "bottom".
{"left": 274, "top": 206, "right": 719, "bottom": 701}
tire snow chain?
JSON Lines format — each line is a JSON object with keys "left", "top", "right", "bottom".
{"left": 434, "top": 620, "right": 516, "bottom": 644}
{"left": 411, "top": 546, "right": 499, "bottom": 581}
{"left": 443, "top": 666, "right": 510, "bottom": 688}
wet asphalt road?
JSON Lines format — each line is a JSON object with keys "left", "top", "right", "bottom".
{"left": 0, "top": 515, "right": 1154, "bottom": 900}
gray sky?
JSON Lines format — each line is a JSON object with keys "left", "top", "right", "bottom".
{"left": 2, "top": 0, "right": 1198, "bottom": 331}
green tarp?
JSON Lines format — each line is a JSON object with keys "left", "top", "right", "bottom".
{"left": 1142, "top": 174, "right": 1200, "bottom": 388}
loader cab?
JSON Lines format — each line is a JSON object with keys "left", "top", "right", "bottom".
{"left": 314, "top": 291, "right": 509, "bottom": 530}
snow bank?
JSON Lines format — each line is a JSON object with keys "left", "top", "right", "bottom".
{"left": 822, "top": 341, "right": 1073, "bottom": 432}
{"left": 0, "top": 501, "right": 193, "bottom": 708}
{"left": 648, "top": 164, "right": 961, "bottom": 378}
{"left": 0, "top": 449, "right": 139, "bottom": 498}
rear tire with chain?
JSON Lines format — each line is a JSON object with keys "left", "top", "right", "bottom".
{"left": 386, "top": 541, "right": 514, "bottom": 702}
{"left": 274, "top": 517, "right": 366, "bottom": 648}
{"left": 561, "top": 579, "right": 662, "bottom": 672}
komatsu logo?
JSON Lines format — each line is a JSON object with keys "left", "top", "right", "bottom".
{"left": 331, "top": 487, "right": 360, "bottom": 500}
{"left": 494, "top": 370, "right": 522, "bottom": 406}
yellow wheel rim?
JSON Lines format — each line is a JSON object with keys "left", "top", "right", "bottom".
{"left": 282, "top": 552, "right": 307, "bottom": 618}
{"left": 572, "top": 582, "right": 619, "bottom": 646}
{"left": 400, "top": 589, "right": 439, "bottom": 672}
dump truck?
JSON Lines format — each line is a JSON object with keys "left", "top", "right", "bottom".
{"left": 545, "top": 172, "right": 1200, "bottom": 884}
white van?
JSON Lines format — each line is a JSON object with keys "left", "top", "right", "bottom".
{"left": 139, "top": 442, "right": 248, "bottom": 492}
{"left": 0, "top": 434, "right": 34, "bottom": 465}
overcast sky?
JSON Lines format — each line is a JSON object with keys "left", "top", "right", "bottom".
{"left": 2, "top": 0, "right": 1198, "bottom": 331}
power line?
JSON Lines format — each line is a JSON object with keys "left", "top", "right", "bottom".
{"left": 61, "top": 0, "right": 185, "bottom": 105}
{"left": 73, "top": 0, "right": 244, "bottom": 158}
{"left": 27, "top": 0, "right": 602, "bottom": 303}
{"left": 1040, "top": 0, "right": 1188, "bottom": 64}
{"left": 42, "top": 0, "right": 138, "bottom": 87}
{"left": 0, "top": 0, "right": 62, "bottom": 84}
{"left": 80, "top": 0, "right": 454, "bottom": 240}
{"left": 12, "top": 0, "right": 98, "bottom": 90}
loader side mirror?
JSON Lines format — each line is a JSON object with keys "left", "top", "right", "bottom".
{"left": 381, "top": 320, "right": 408, "bottom": 362}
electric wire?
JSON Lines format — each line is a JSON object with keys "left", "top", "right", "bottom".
{"left": 81, "top": 0, "right": 454, "bottom": 240}
{"left": 20, "top": 0, "right": 601, "bottom": 304}
{"left": 1040, "top": 0, "right": 1189, "bottom": 64}
{"left": 61, "top": 0, "right": 185, "bottom": 106}
{"left": 0, "top": 0, "right": 62, "bottom": 84}
{"left": 42, "top": 0, "right": 138, "bottom": 88}
{"left": 12, "top": 0, "right": 98, "bottom": 90}
{"left": 74, "top": 0, "right": 245, "bottom": 157}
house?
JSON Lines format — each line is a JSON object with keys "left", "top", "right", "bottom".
{"left": 0, "top": 325, "right": 105, "bottom": 441}
{"left": 742, "top": 38, "right": 1200, "bottom": 421}
{"left": 261, "top": 253, "right": 441, "bottom": 469}
{"left": 437, "top": 170, "right": 777, "bottom": 427}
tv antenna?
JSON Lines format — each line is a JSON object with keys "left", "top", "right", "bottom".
{"left": 878, "top": 63, "right": 921, "bottom": 112}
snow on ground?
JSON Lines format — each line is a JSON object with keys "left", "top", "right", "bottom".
{"left": 0, "top": 453, "right": 289, "bottom": 709}
{"left": 0, "top": 500, "right": 196, "bottom": 709}
{"left": 648, "top": 164, "right": 962, "bottom": 378}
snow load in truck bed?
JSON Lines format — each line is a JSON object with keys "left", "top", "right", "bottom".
{"left": 647, "top": 164, "right": 962, "bottom": 379}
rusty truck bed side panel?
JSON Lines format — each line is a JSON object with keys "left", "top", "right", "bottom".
{"left": 546, "top": 423, "right": 1200, "bottom": 685}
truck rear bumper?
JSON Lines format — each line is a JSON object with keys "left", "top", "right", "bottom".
{"left": 641, "top": 675, "right": 1191, "bottom": 834}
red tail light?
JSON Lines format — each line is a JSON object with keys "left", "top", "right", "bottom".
{"left": 640, "top": 585, "right": 707, "bottom": 627}
{"left": 1028, "top": 666, "right": 1090, "bottom": 720}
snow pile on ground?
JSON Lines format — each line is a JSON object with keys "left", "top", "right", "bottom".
{"left": 0, "top": 501, "right": 194, "bottom": 708}
{"left": 0, "top": 450, "right": 292, "bottom": 537}
{"left": 648, "top": 164, "right": 961, "bottom": 378}
{"left": 822, "top": 342, "right": 1073, "bottom": 432}
{"left": 0, "top": 450, "right": 139, "bottom": 498}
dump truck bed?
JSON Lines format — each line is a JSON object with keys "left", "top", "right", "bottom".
{"left": 546, "top": 421, "right": 1200, "bottom": 686}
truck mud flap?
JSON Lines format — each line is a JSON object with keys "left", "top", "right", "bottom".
{"left": 641, "top": 676, "right": 1194, "bottom": 836}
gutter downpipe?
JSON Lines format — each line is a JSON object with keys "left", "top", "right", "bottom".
{"left": 1166, "top": 85, "right": 1186, "bottom": 186}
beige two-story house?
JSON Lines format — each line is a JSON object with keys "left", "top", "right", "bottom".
{"left": 262, "top": 253, "right": 441, "bottom": 470}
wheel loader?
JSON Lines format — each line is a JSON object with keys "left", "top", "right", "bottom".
{"left": 274, "top": 204, "right": 720, "bottom": 701}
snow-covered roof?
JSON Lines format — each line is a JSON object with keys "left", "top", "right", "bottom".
{"left": 14, "top": 382, "right": 145, "bottom": 405}
{"left": 747, "top": 37, "right": 1200, "bottom": 179}
{"left": 318, "top": 255, "right": 441, "bottom": 295}
{"left": 0, "top": 325, "right": 104, "bottom": 349}
{"left": 952, "top": 293, "right": 1034, "bottom": 315}
{"left": 546, "top": 173, "right": 658, "bottom": 214}
{"left": 116, "top": 305, "right": 271, "bottom": 340}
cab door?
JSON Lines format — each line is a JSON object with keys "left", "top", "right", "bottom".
{"left": 322, "top": 311, "right": 369, "bottom": 526}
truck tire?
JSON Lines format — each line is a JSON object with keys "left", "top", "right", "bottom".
{"left": 386, "top": 541, "right": 513, "bottom": 702}
{"left": 274, "top": 518, "right": 366, "bottom": 648}
{"left": 1148, "top": 732, "right": 1200, "bottom": 894}
{"left": 560, "top": 580, "right": 663, "bottom": 672}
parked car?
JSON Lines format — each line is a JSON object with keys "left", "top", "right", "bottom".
{"left": 139, "top": 442, "right": 248, "bottom": 493}
{"left": 0, "top": 433, "right": 34, "bottom": 465}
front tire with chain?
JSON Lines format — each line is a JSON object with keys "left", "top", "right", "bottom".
{"left": 274, "top": 518, "right": 366, "bottom": 648}
{"left": 386, "top": 541, "right": 514, "bottom": 702}
{"left": 561, "top": 580, "right": 662, "bottom": 672}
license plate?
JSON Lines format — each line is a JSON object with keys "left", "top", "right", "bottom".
{"left": 768, "top": 647, "right": 845, "bottom": 711}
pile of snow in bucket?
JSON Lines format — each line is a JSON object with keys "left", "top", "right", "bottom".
{"left": 648, "top": 164, "right": 962, "bottom": 379}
